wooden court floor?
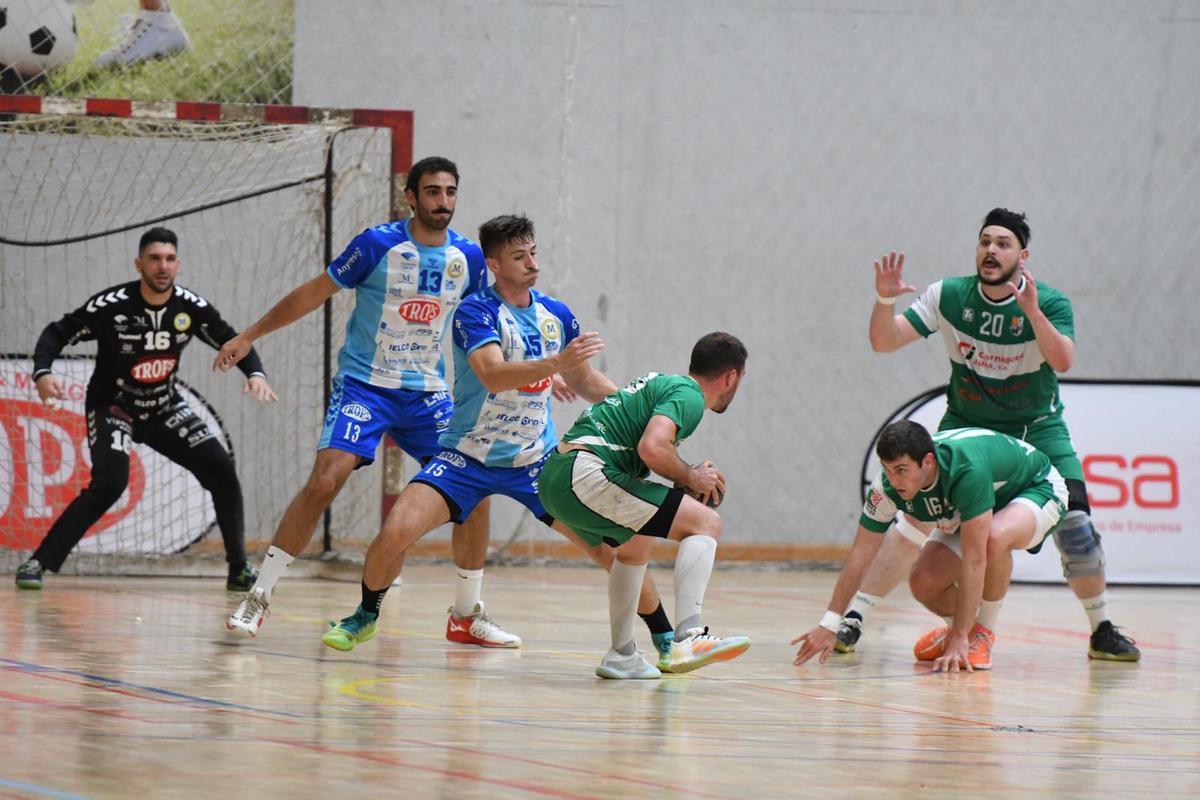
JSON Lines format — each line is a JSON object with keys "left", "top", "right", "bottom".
{"left": 2, "top": 565, "right": 1198, "bottom": 799}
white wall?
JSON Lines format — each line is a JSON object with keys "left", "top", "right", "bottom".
{"left": 294, "top": 0, "right": 1200, "bottom": 544}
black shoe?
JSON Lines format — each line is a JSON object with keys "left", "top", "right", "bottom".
{"left": 834, "top": 614, "right": 863, "bottom": 653}
{"left": 1088, "top": 620, "right": 1140, "bottom": 662}
{"left": 16, "top": 558, "right": 44, "bottom": 590}
{"left": 226, "top": 563, "right": 258, "bottom": 592}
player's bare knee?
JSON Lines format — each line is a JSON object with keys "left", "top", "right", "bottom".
{"left": 1054, "top": 510, "right": 1105, "bottom": 579}
{"left": 908, "top": 566, "right": 942, "bottom": 603}
{"left": 301, "top": 470, "right": 341, "bottom": 506}
{"left": 696, "top": 506, "right": 722, "bottom": 540}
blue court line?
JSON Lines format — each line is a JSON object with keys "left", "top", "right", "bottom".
{"left": 0, "top": 658, "right": 303, "bottom": 720}
{"left": 0, "top": 777, "right": 91, "bottom": 800}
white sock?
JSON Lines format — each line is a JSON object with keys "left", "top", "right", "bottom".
{"left": 255, "top": 545, "right": 294, "bottom": 601}
{"left": 673, "top": 535, "right": 718, "bottom": 638}
{"left": 453, "top": 567, "right": 483, "bottom": 617}
{"left": 847, "top": 590, "right": 880, "bottom": 619}
{"left": 608, "top": 561, "right": 646, "bottom": 656}
{"left": 1081, "top": 592, "right": 1109, "bottom": 632}
{"left": 976, "top": 598, "right": 1003, "bottom": 631}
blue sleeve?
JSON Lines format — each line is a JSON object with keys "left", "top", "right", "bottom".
{"left": 453, "top": 297, "right": 501, "bottom": 355}
{"left": 464, "top": 245, "right": 488, "bottom": 297}
{"left": 326, "top": 227, "right": 391, "bottom": 289}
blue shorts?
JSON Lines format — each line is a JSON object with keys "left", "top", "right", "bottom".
{"left": 411, "top": 449, "right": 554, "bottom": 525}
{"left": 318, "top": 374, "right": 452, "bottom": 467}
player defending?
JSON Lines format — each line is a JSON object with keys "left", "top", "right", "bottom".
{"left": 219, "top": 157, "right": 519, "bottom": 647}
{"left": 793, "top": 421, "right": 1068, "bottom": 671}
{"left": 539, "top": 333, "right": 752, "bottom": 679}
{"left": 319, "top": 214, "right": 672, "bottom": 656}
{"left": 17, "top": 227, "right": 276, "bottom": 591}
{"left": 832, "top": 208, "right": 1138, "bottom": 661}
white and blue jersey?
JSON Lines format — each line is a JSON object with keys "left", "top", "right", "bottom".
{"left": 440, "top": 286, "right": 580, "bottom": 468}
{"left": 326, "top": 220, "right": 487, "bottom": 391}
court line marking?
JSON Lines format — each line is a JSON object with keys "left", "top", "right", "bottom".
{"left": 0, "top": 777, "right": 91, "bottom": 800}
{"left": 0, "top": 658, "right": 303, "bottom": 722}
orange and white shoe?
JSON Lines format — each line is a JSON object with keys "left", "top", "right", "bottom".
{"left": 667, "top": 627, "right": 750, "bottom": 674}
{"left": 445, "top": 601, "right": 521, "bottom": 648}
{"left": 913, "top": 624, "right": 949, "bottom": 661}
{"left": 966, "top": 624, "right": 996, "bottom": 670}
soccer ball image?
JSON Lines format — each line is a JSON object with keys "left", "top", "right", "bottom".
{"left": 0, "top": 0, "right": 79, "bottom": 79}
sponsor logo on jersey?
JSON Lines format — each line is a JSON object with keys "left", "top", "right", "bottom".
{"left": 1009, "top": 316, "right": 1024, "bottom": 336}
{"left": 518, "top": 376, "right": 553, "bottom": 394}
{"left": 866, "top": 489, "right": 884, "bottom": 514}
{"left": 130, "top": 356, "right": 178, "bottom": 383}
{"left": 962, "top": 308, "right": 975, "bottom": 322}
{"left": 400, "top": 250, "right": 417, "bottom": 261}
{"left": 539, "top": 318, "right": 561, "bottom": 341}
{"left": 424, "top": 391, "right": 449, "bottom": 406}
{"left": 399, "top": 298, "right": 441, "bottom": 324}
{"left": 336, "top": 247, "right": 363, "bottom": 277}
{"left": 340, "top": 403, "right": 372, "bottom": 422}
{"left": 118, "top": 333, "right": 141, "bottom": 341}
{"left": 446, "top": 258, "right": 465, "bottom": 279}
{"left": 173, "top": 312, "right": 191, "bottom": 331}
{"left": 435, "top": 451, "right": 467, "bottom": 468}
{"left": 958, "top": 341, "right": 976, "bottom": 361}
{"left": 176, "top": 333, "right": 189, "bottom": 344}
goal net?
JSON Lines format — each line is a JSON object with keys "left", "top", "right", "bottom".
{"left": 0, "top": 96, "right": 410, "bottom": 575}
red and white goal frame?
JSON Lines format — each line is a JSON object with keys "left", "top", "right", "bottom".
{"left": 0, "top": 94, "right": 415, "bottom": 553}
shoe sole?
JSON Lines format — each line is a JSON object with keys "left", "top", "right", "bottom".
{"left": 323, "top": 625, "right": 377, "bottom": 652}
{"left": 446, "top": 633, "right": 521, "bottom": 648}
{"left": 595, "top": 666, "right": 661, "bottom": 680}
{"left": 833, "top": 641, "right": 856, "bottom": 654}
{"left": 225, "top": 620, "right": 259, "bottom": 638}
{"left": 15, "top": 581, "right": 43, "bottom": 590}
{"left": 1088, "top": 649, "right": 1140, "bottom": 662}
{"left": 669, "top": 640, "right": 751, "bottom": 674}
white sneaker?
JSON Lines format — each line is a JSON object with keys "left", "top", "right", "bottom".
{"left": 445, "top": 601, "right": 521, "bottom": 648}
{"left": 226, "top": 587, "right": 269, "bottom": 637}
{"left": 667, "top": 626, "right": 751, "bottom": 674}
{"left": 94, "top": 10, "right": 191, "bottom": 68}
{"left": 595, "top": 649, "right": 661, "bottom": 680}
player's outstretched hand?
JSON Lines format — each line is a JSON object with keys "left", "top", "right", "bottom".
{"left": 931, "top": 636, "right": 973, "bottom": 673}
{"left": 874, "top": 251, "right": 917, "bottom": 301}
{"left": 1006, "top": 265, "right": 1039, "bottom": 313}
{"left": 791, "top": 626, "right": 837, "bottom": 665}
{"left": 551, "top": 373, "right": 577, "bottom": 403}
{"left": 557, "top": 331, "right": 604, "bottom": 371}
{"left": 35, "top": 374, "right": 66, "bottom": 408}
{"left": 213, "top": 334, "right": 252, "bottom": 372}
{"left": 245, "top": 375, "right": 279, "bottom": 403}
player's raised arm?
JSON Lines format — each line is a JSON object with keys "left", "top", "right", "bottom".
{"left": 869, "top": 251, "right": 922, "bottom": 353}
{"left": 559, "top": 358, "right": 618, "bottom": 404}
{"left": 792, "top": 524, "right": 887, "bottom": 665}
{"left": 213, "top": 272, "right": 340, "bottom": 371}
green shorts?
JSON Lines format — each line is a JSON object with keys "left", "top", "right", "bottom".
{"left": 537, "top": 449, "right": 684, "bottom": 547}
{"left": 939, "top": 409, "right": 1084, "bottom": 483}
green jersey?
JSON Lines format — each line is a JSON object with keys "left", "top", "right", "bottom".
{"left": 904, "top": 275, "right": 1074, "bottom": 426}
{"left": 561, "top": 372, "right": 705, "bottom": 477}
{"left": 860, "top": 427, "right": 1054, "bottom": 534}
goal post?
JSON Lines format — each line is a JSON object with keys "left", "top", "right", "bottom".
{"left": 0, "top": 94, "right": 412, "bottom": 575}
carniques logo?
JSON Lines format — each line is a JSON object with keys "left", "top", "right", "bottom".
{"left": 173, "top": 312, "right": 191, "bottom": 332}
{"left": 130, "top": 356, "right": 177, "bottom": 383}
{"left": 446, "top": 258, "right": 465, "bottom": 279}
{"left": 958, "top": 341, "right": 976, "bottom": 361}
{"left": 435, "top": 451, "right": 467, "bottom": 468}
{"left": 399, "top": 298, "right": 440, "bottom": 324}
{"left": 340, "top": 403, "right": 372, "bottom": 422}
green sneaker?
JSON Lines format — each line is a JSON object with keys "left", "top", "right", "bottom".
{"left": 652, "top": 630, "right": 675, "bottom": 672}
{"left": 225, "top": 563, "right": 258, "bottom": 592}
{"left": 322, "top": 606, "right": 379, "bottom": 652}
{"left": 16, "top": 558, "right": 44, "bottom": 590}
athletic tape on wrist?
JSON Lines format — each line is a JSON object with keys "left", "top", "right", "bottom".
{"left": 876, "top": 294, "right": 897, "bottom": 306}
{"left": 819, "top": 610, "right": 842, "bottom": 633}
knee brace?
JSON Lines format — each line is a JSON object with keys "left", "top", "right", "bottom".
{"left": 1052, "top": 509, "right": 1105, "bottom": 579}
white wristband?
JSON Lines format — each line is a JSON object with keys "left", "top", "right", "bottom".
{"left": 875, "top": 294, "right": 897, "bottom": 306}
{"left": 818, "top": 610, "right": 842, "bottom": 633}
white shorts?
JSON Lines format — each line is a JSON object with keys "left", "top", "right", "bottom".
{"left": 927, "top": 467, "right": 1068, "bottom": 559}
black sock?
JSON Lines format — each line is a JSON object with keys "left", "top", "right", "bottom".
{"left": 638, "top": 602, "right": 673, "bottom": 636}
{"left": 361, "top": 582, "right": 388, "bottom": 616}
{"left": 846, "top": 610, "right": 863, "bottom": 622}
